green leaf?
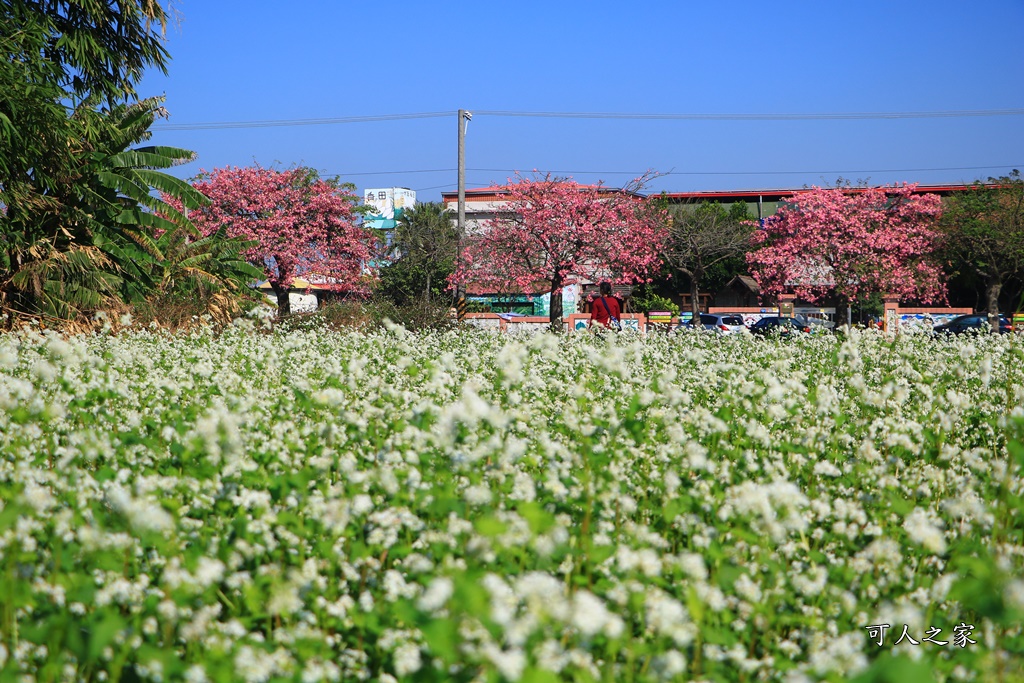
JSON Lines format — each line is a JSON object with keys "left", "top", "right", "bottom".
{"left": 88, "top": 613, "right": 127, "bottom": 662}
{"left": 474, "top": 515, "right": 507, "bottom": 538}
{"left": 520, "top": 668, "right": 561, "bottom": 683}
{"left": 850, "top": 653, "right": 937, "bottom": 683}
{"left": 1008, "top": 440, "right": 1024, "bottom": 470}
{"left": 516, "top": 502, "right": 554, "bottom": 534}
{"left": 422, "top": 618, "right": 458, "bottom": 661}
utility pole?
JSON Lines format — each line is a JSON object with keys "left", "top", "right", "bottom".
{"left": 456, "top": 109, "right": 471, "bottom": 320}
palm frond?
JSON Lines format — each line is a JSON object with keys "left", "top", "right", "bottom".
{"left": 133, "top": 145, "right": 198, "bottom": 167}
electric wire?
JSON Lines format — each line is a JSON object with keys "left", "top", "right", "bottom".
{"left": 475, "top": 109, "right": 1024, "bottom": 121}
{"left": 153, "top": 111, "right": 451, "bottom": 131}
{"left": 152, "top": 108, "right": 1024, "bottom": 131}
{"left": 330, "top": 164, "right": 1020, "bottom": 180}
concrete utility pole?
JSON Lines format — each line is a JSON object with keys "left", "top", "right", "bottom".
{"left": 456, "top": 109, "right": 472, "bottom": 320}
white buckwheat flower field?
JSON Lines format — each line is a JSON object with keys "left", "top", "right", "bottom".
{"left": 1, "top": 323, "right": 1022, "bottom": 682}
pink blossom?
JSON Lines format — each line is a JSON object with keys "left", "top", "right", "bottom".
{"left": 449, "top": 173, "right": 668, "bottom": 322}
{"left": 164, "top": 166, "right": 373, "bottom": 300}
{"left": 746, "top": 184, "right": 946, "bottom": 305}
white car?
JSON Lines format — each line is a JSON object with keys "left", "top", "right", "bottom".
{"left": 677, "top": 313, "right": 748, "bottom": 334}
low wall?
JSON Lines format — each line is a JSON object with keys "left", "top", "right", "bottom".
{"left": 466, "top": 313, "right": 654, "bottom": 334}
{"left": 463, "top": 313, "right": 564, "bottom": 333}
{"left": 465, "top": 308, "right": 977, "bottom": 335}
{"left": 567, "top": 313, "right": 646, "bottom": 333}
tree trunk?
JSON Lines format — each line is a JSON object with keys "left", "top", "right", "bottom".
{"left": 549, "top": 276, "right": 563, "bottom": 332}
{"left": 273, "top": 283, "right": 290, "bottom": 317}
{"left": 986, "top": 275, "right": 1002, "bottom": 332}
{"left": 689, "top": 270, "right": 702, "bottom": 323}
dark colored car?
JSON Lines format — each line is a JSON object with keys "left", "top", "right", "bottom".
{"left": 933, "top": 314, "right": 1014, "bottom": 335}
{"left": 749, "top": 316, "right": 811, "bottom": 336}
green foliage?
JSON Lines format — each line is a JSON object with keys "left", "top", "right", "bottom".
{"left": 2, "top": 0, "right": 172, "bottom": 105}
{"left": 0, "top": 1, "right": 174, "bottom": 222}
{"left": 0, "top": 4, "right": 254, "bottom": 324}
{"left": 279, "top": 296, "right": 458, "bottom": 333}
{"left": 377, "top": 202, "right": 459, "bottom": 306}
{"left": 629, "top": 283, "right": 679, "bottom": 315}
{"left": 940, "top": 170, "right": 1024, "bottom": 316}
{"left": 2, "top": 96, "right": 211, "bottom": 319}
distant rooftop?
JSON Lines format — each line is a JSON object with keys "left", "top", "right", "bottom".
{"left": 443, "top": 182, "right": 990, "bottom": 204}
{"left": 659, "top": 183, "right": 986, "bottom": 202}
{"left": 441, "top": 183, "right": 646, "bottom": 202}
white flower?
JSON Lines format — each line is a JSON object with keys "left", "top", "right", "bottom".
{"left": 651, "top": 650, "right": 687, "bottom": 679}
{"left": 268, "top": 584, "right": 301, "bottom": 616}
{"left": 464, "top": 484, "right": 492, "bottom": 506}
{"left": 679, "top": 553, "right": 707, "bottom": 581}
{"left": 106, "top": 484, "right": 174, "bottom": 533}
{"left": 183, "top": 664, "right": 208, "bottom": 683}
{"left": 510, "top": 471, "right": 537, "bottom": 502}
{"left": 1005, "top": 580, "right": 1024, "bottom": 612}
{"left": 21, "top": 482, "right": 55, "bottom": 513}
{"left": 417, "top": 577, "right": 454, "bottom": 612}
{"left": 482, "top": 644, "right": 526, "bottom": 682}
{"left": 792, "top": 566, "right": 828, "bottom": 597}
{"left": 234, "top": 646, "right": 278, "bottom": 683}
{"left": 392, "top": 643, "right": 422, "bottom": 677}
{"left": 734, "top": 574, "right": 763, "bottom": 603}
{"left": 351, "top": 494, "right": 374, "bottom": 516}
{"left": 903, "top": 508, "right": 947, "bottom": 554}
{"left": 813, "top": 460, "right": 842, "bottom": 477}
{"left": 571, "top": 590, "right": 623, "bottom": 639}
{"left": 194, "top": 557, "right": 225, "bottom": 589}
{"left": 645, "top": 589, "right": 693, "bottom": 646}
{"left": 808, "top": 631, "right": 868, "bottom": 676}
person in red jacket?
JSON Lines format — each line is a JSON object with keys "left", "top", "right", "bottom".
{"left": 589, "top": 281, "right": 622, "bottom": 330}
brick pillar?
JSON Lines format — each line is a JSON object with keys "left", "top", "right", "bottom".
{"left": 882, "top": 294, "right": 900, "bottom": 334}
{"left": 778, "top": 292, "right": 796, "bottom": 318}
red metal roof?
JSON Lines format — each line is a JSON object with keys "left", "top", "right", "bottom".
{"left": 659, "top": 183, "right": 989, "bottom": 201}
{"left": 444, "top": 183, "right": 995, "bottom": 204}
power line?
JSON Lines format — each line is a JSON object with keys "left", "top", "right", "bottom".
{"left": 153, "top": 111, "right": 451, "bottom": 131}
{"left": 407, "top": 166, "right": 1020, "bottom": 194}
{"left": 412, "top": 183, "right": 458, "bottom": 192}
{"left": 151, "top": 108, "right": 1024, "bottom": 131}
{"left": 329, "top": 164, "right": 1019, "bottom": 179}
{"left": 663, "top": 164, "right": 1022, "bottom": 176}
{"left": 477, "top": 109, "right": 1024, "bottom": 121}
{"left": 331, "top": 168, "right": 454, "bottom": 176}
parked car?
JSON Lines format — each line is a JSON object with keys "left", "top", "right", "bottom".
{"left": 797, "top": 314, "right": 835, "bottom": 333}
{"left": 749, "top": 316, "right": 811, "bottom": 336}
{"left": 933, "top": 314, "right": 1014, "bottom": 335}
{"left": 677, "top": 313, "right": 748, "bottom": 334}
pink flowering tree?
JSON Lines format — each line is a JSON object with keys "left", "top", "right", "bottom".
{"left": 166, "top": 166, "right": 373, "bottom": 316}
{"left": 449, "top": 174, "right": 668, "bottom": 329}
{"left": 746, "top": 184, "right": 946, "bottom": 320}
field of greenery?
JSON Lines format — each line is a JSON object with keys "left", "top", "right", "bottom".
{"left": 1, "top": 322, "right": 1022, "bottom": 682}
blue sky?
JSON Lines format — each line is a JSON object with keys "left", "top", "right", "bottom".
{"left": 141, "top": 1, "right": 1024, "bottom": 203}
